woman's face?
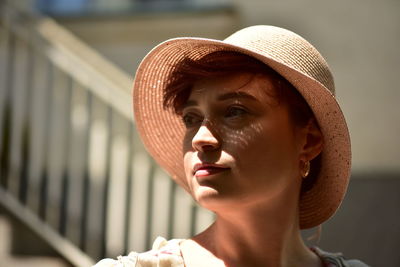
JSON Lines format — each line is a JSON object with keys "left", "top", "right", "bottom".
{"left": 181, "top": 72, "right": 306, "bottom": 211}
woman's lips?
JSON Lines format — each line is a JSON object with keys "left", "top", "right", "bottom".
{"left": 193, "top": 163, "right": 230, "bottom": 177}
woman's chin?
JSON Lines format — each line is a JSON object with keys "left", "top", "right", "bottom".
{"left": 194, "top": 185, "right": 219, "bottom": 200}
{"left": 193, "top": 186, "right": 220, "bottom": 205}
{"left": 193, "top": 186, "right": 237, "bottom": 211}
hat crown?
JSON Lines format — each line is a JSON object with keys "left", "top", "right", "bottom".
{"left": 224, "top": 25, "right": 335, "bottom": 94}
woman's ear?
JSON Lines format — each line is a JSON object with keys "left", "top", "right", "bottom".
{"left": 299, "top": 118, "right": 323, "bottom": 161}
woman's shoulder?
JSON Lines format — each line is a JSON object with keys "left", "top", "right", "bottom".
{"left": 92, "top": 237, "right": 185, "bottom": 267}
{"left": 311, "top": 247, "right": 370, "bottom": 267}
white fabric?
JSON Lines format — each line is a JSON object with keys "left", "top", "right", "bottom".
{"left": 93, "top": 237, "right": 184, "bottom": 267}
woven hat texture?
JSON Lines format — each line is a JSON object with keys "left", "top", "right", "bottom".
{"left": 133, "top": 25, "right": 351, "bottom": 229}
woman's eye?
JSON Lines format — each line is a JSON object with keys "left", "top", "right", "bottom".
{"left": 182, "top": 113, "right": 202, "bottom": 128}
{"left": 225, "top": 106, "right": 248, "bottom": 118}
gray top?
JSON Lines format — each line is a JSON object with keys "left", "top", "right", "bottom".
{"left": 312, "top": 247, "right": 370, "bottom": 267}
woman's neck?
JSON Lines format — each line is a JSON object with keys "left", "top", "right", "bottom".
{"left": 187, "top": 199, "right": 322, "bottom": 267}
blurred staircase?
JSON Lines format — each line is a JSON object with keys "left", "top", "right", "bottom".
{"left": 0, "top": 214, "right": 70, "bottom": 267}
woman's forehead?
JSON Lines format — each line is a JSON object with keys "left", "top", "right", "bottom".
{"left": 189, "top": 72, "right": 278, "bottom": 100}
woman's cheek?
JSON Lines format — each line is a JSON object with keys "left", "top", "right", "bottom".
{"left": 222, "top": 122, "right": 263, "bottom": 153}
{"left": 183, "top": 152, "right": 193, "bottom": 180}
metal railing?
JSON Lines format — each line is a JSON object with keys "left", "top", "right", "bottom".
{"left": 0, "top": 0, "right": 213, "bottom": 266}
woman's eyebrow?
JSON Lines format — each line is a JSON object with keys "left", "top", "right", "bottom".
{"left": 217, "top": 91, "right": 258, "bottom": 102}
{"left": 182, "top": 91, "right": 257, "bottom": 109}
{"left": 182, "top": 99, "right": 197, "bottom": 109}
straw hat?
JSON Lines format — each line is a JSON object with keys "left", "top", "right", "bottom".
{"left": 133, "top": 25, "right": 351, "bottom": 229}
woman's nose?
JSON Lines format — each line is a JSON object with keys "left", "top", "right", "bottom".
{"left": 192, "top": 124, "right": 220, "bottom": 152}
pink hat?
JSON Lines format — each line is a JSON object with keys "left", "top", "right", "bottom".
{"left": 133, "top": 25, "right": 351, "bottom": 229}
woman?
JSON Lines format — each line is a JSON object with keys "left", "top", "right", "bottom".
{"left": 94, "top": 25, "right": 368, "bottom": 267}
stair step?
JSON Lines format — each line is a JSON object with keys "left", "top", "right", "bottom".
{"left": 0, "top": 216, "right": 70, "bottom": 267}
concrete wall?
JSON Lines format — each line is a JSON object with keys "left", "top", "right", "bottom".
{"left": 317, "top": 174, "right": 400, "bottom": 267}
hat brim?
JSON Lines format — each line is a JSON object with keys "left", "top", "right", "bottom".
{"left": 133, "top": 37, "right": 351, "bottom": 229}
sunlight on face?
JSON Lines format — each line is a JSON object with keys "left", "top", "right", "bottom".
{"left": 181, "top": 72, "right": 304, "bottom": 211}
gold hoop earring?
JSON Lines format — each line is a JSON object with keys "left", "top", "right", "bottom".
{"left": 301, "top": 161, "right": 310, "bottom": 178}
